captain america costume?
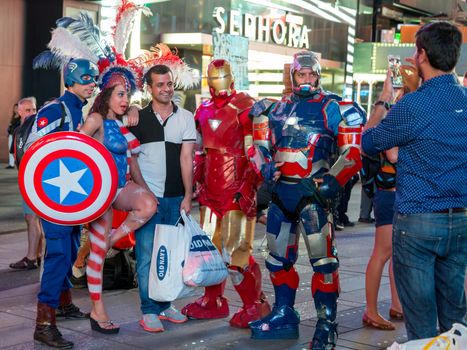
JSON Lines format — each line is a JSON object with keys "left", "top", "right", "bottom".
{"left": 32, "top": 90, "right": 90, "bottom": 308}
{"left": 248, "top": 51, "right": 365, "bottom": 349}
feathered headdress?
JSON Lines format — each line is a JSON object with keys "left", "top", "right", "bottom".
{"left": 129, "top": 44, "right": 199, "bottom": 90}
{"left": 34, "top": 0, "right": 198, "bottom": 92}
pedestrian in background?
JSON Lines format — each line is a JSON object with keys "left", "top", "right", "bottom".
{"left": 6, "top": 103, "right": 20, "bottom": 169}
{"left": 9, "top": 97, "right": 43, "bottom": 271}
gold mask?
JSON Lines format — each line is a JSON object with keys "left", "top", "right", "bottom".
{"left": 207, "top": 59, "right": 234, "bottom": 96}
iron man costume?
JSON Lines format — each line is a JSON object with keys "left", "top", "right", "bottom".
{"left": 182, "top": 59, "right": 271, "bottom": 328}
{"left": 248, "top": 51, "right": 365, "bottom": 349}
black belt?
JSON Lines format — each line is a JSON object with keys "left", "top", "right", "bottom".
{"left": 433, "top": 208, "right": 467, "bottom": 214}
{"left": 279, "top": 176, "right": 302, "bottom": 184}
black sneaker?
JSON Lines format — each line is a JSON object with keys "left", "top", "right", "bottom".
{"left": 56, "top": 304, "right": 89, "bottom": 319}
{"left": 358, "top": 217, "right": 375, "bottom": 224}
{"left": 334, "top": 222, "right": 344, "bottom": 231}
{"left": 70, "top": 275, "right": 87, "bottom": 289}
{"left": 343, "top": 221, "right": 355, "bottom": 227}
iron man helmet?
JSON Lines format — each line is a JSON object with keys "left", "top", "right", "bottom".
{"left": 207, "top": 59, "right": 234, "bottom": 96}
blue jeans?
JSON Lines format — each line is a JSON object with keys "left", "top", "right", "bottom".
{"left": 393, "top": 211, "right": 467, "bottom": 340}
{"left": 135, "top": 196, "right": 183, "bottom": 315}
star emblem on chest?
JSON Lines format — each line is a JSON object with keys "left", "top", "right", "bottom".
{"left": 208, "top": 119, "right": 222, "bottom": 132}
{"left": 282, "top": 113, "right": 302, "bottom": 130}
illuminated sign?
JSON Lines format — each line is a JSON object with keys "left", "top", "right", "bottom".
{"left": 213, "top": 7, "right": 310, "bottom": 49}
{"left": 212, "top": 32, "right": 249, "bottom": 90}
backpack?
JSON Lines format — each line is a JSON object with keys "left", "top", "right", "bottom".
{"left": 102, "top": 249, "right": 137, "bottom": 291}
{"left": 375, "top": 154, "right": 397, "bottom": 190}
{"left": 359, "top": 154, "right": 380, "bottom": 198}
{"left": 13, "top": 101, "right": 67, "bottom": 167}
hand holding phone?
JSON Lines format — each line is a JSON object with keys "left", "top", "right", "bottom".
{"left": 388, "top": 55, "right": 403, "bottom": 88}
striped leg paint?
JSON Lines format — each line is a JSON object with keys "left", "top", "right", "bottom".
{"left": 86, "top": 218, "right": 108, "bottom": 301}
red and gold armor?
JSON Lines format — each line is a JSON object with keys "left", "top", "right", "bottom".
{"left": 182, "top": 59, "right": 270, "bottom": 327}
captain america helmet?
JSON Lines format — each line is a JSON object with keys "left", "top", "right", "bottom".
{"left": 63, "top": 58, "right": 99, "bottom": 87}
{"left": 290, "top": 51, "right": 321, "bottom": 96}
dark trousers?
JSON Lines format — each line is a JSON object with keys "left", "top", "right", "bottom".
{"left": 38, "top": 220, "right": 80, "bottom": 308}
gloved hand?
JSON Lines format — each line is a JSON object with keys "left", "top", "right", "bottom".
{"left": 316, "top": 173, "right": 341, "bottom": 200}
{"left": 260, "top": 162, "right": 279, "bottom": 183}
{"left": 234, "top": 191, "right": 257, "bottom": 218}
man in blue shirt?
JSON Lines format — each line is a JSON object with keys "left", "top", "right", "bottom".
{"left": 30, "top": 58, "right": 99, "bottom": 349}
{"left": 362, "top": 22, "right": 467, "bottom": 340}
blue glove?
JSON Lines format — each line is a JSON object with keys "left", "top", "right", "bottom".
{"left": 260, "top": 162, "right": 278, "bottom": 183}
{"left": 317, "top": 174, "right": 341, "bottom": 200}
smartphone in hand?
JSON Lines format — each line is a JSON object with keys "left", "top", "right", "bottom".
{"left": 388, "top": 55, "right": 403, "bottom": 88}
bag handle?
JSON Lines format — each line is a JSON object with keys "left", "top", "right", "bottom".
{"left": 180, "top": 210, "right": 204, "bottom": 236}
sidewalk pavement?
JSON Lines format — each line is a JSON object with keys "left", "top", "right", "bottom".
{"left": 0, "top": 164, "right": 408, "bottom": 349}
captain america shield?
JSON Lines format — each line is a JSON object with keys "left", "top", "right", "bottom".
{"left": 19, "top": 131, "right": 118, "bottom": 225}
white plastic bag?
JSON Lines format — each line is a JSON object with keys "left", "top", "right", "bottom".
{"left": 148, "top": 220, "right": 198, "bottom": 301}
{"left": 387, "top": 323, "right": 467, "bottom": 350}
{"left": 181, "top": 211, "right": 228, "bottom": 287}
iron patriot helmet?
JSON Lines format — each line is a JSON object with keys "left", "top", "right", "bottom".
{"left": 63, "top": 58, "right": 99, "bottom": 87}
{"left": 207, "top": 59, "right": 234, "bottom": 97}
{"left": 290, "top": 51, "right": 321, "bottom": 96}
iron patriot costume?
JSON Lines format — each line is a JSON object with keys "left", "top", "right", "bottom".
{"left": 248, "top": 51, "right": 365, "bottom": 349}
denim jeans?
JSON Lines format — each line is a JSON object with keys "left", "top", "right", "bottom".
{"left": 135, "top": 196, "right": 183, "bottom": 315}
{"left": 393, "top": 211, "right": 467, "bottom": 340}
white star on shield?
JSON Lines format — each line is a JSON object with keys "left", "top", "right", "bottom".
{"left": 43, "top": 160, "right": 88, "bottom": 203}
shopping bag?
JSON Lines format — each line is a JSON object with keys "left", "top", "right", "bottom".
{"left": 181, "top": 210, "right": 228, "bottom": 287}
{"left": 387, "top": 323, "right": 467, "bottom": 350}
{"left": 148, "top": 221, "right": 198, "bottom": 301}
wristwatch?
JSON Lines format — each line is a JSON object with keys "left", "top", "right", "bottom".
{"left": 374, "top": 100, "right": 391, "bottom": 111}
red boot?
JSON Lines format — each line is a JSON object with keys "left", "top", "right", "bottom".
{"left": 181, "top": 281, "right": 229, "bottom": 319}
{"left": 229, "top": 257, "right": 271, "bottom": 328}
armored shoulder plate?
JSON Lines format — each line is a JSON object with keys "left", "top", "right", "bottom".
{"left": 249, "top": 98, "right": 277, "bottom": 118}
{"left": 229, "top": 92, "right": 255, "bottom": 113}
{"left": 338, "top": 101, "right": 366, "bottom": 126}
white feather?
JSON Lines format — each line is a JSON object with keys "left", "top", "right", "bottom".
{"left": 48, "top": 27, "right": 98, "bottom": 64}
{"left": 114, "top": 5, "right": 152, "bottom": 56}
{"left": 172, "top": 64, "right": 200, "bottom": 90}
{"left": 142, "top": 63, "right": 199, "bottom": 91}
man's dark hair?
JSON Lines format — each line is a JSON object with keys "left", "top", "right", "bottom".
{"left": 144, "top": 65, "right": 173, "bottom": 86}
{"left": 415, "top": 21, "right": 462, "bottom": 72}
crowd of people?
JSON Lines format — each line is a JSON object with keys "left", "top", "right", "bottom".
{"left": 3, "top": 4, "right": 466, "bottom": 349}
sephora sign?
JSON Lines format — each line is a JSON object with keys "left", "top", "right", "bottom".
{"left": 213, "top": 7, "right": 310, "bottom": 49}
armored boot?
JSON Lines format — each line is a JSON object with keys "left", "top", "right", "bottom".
{"left": 56, "top": 289, "right": 89, "bottom": 319}
{"left": 309, "top": 271, "right": 339, "bottom": 350}
{"left": 250, "top": 304, "right": 300, "bottom": 339}
{"left": 34, "top": 302, "right": 74, "bottom": 349}
{"left": 250, "top": 268, "right": 300, "bottom": 339}
{"left": 230, "top": 258, "right": 271, "bottom": 328}
{"left": 181, "top": 281, "right": 229, "bottom": 319}
{"left": 309, "top": 319, "right": 338, "bottom": 350}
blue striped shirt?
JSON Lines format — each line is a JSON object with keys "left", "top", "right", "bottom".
{"left": 362, "top": 73, "right": 467, "bottom": 214}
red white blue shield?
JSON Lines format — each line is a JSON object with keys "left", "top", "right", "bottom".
{"left": 18, "top": 131, "right": 118, "bottom": 225}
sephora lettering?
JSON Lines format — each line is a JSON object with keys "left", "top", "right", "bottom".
{"left": 213, "top": 7, "right": 310, "bottom": 49}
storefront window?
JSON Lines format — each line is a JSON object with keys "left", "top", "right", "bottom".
{"left": 139, "top": 0, "right": 351, "bottom": 106}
